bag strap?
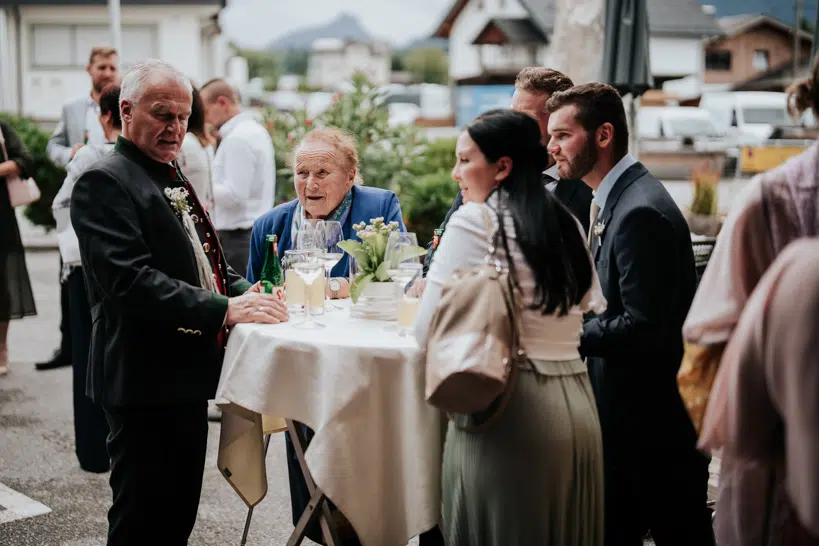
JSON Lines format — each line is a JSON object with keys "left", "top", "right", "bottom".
{"left": 0, "top": 124, "right": 10, "bottom": 162}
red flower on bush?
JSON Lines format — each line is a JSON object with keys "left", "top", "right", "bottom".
{"left": 305, "top": 118, "right": 313, "bottom": 128}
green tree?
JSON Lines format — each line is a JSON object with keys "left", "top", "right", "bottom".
{"left": 263, "top": 72, "right": 428, "bottom": 204}
{"left": 236, "top": 48, "right": 281, "bottom": 91}
{"left": 0, "top": 114, "right": 66, "bottom": 230}
{"left": 391, "top": 51, "right": 406, "bottom": 71}
{"left": 404, "top": 47, "right": 449, "bottom": 84}
{"left": 280, "top": 50, "right": 310, "bottom": 75}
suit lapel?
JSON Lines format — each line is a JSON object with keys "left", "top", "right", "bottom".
{"left": 593, "top": 162, "right": 648, "bottom": 261}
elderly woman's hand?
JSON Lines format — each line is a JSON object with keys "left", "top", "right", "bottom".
{"left": 325, "top": 278, "right": 351, "bottom": 299}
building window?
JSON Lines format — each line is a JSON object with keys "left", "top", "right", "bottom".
{"left": 753, "top": 49, "right": 770, "bottom": 72}
{"left": 705, "top": 50, "right": 731, "bottom": 71}
{"left": 30, "top": 24, "right": 157, "bottom": 69}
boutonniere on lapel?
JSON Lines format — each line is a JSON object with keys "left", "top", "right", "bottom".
{"left": 164, "top": 187, "right": 192, "bottom": 217}
{"left": 593, "top": 221, "right": 606, "bottom": 240}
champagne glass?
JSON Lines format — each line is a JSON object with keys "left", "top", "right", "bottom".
{"left": 385, "top": 232, "right": 424, "bottom": 336}
{"left": 292, "top": 254, "right": 326, "bottom": 329}
{"left": 322, "top": 221, "right": 344, "bottom": 310}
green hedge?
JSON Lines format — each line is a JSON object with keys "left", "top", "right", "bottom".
{"left": 0, "top": 113, "right": 65, "bottom": 231}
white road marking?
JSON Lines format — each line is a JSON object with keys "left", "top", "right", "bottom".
{"left": 0, "top": 482, "right": 51, "bottom": 524}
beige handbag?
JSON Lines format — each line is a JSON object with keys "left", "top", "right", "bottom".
{"left": 423, "top": 202, "right": 531, "bottom": 431}
{"left": 0, "top": 124, "right": 40, "bottom": 208}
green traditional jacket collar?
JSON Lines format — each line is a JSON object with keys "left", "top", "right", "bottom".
{"left": 114, "top": 136, "right": 181, "bottom": 186}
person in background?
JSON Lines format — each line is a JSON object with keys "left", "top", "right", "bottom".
{"left": 52, "top": 83, "right": 122, "bottom": 473}
{"left": 700, "top": 238, "right": 819, "bottom": 546}
{"left": 415, "top": 109, "right": 605, "bottom": 546}
{"left": 0, "top": 120, "right": 37, "bottom": 376}
{"left": 679, "top": 53, "right": 819, "bottom": 437}
{"left": 681, "top": 54, "right": 819, "bottom": 546}
{"left": 71, "top": 59, "right": 287, "bottom": 545}
{"left": 547, "top": 83, "right": 714, "bottom": 545}
{"left": 200, "top": 78, "right": 275, "bottom": 278}
{"left": 41, "top": 45, "right": 119, "bottom": 373}
{"left": 423, "top": 67, "right": 593, "bottom": 275}
{"left": 177, "top": 84, "right": 215, "bottom": 211}
{"left": 248, "top": 127, "right": 435, "bottom": 545}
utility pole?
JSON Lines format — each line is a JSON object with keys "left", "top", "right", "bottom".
{"left": 108, "top": 0, "right": 122, "bottom": 56}
{"left": 795, "top": 0, "right": 802, "bottom": 77}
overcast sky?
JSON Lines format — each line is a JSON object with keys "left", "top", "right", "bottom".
{"left": 220, "top": 0, "right": 452, "bottom": 49}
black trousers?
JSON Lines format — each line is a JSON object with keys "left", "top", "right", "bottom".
{"left": 217, "top": 228, "right": 251, "bottom": 278}
{"left": 67, "top": 268, "right": 110, "bottom": 472}
{"left": 104, "top": 403, "right": 208, "bottom": 546}
{"left": 602, "top": 444, "right": 715, "bottom": 546}
{"left": 59, "top": 257, "right": 72, "bottom": 358}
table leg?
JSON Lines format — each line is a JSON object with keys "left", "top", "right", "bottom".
{"left": 240, "top": 433, "right": 273, "bottom": 545}
{"left": 285, "top": 419, "right": 342, "bottom": 546}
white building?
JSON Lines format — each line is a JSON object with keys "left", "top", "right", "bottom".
{"left": 0, "top": 0, "right": 230, "bottom": 124}
{"left": 306, "top": 38, "right": 390, "bottom": 90}
{"left": 433, "top": 0, "right": 723, "bottom": 125}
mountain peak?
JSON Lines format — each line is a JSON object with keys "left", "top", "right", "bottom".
{"left": 267, "top": 13, "right": 374, "bottom": 51}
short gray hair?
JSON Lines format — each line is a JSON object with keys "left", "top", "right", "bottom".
{"left": 119, "top": 59, "right": 192, "bottom": 107}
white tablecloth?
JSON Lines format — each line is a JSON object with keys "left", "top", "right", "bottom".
{"left": 215, "top": 300, "right": 444, "bottom": 546}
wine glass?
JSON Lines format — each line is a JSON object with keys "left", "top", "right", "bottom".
{"left": 385, "top": 232, "right": 424, "bottom": 336}
{"left": 296, "top": 219, "right": 327, "bottom": 252}
{"left": 322, "top": 221, "right": 344, "bottom": 310}
{"left": 292, "top": 254, "right": 326, "bottom": 329}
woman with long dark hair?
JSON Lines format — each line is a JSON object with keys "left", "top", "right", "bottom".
{"left": 415, "top": 109, "right": 606, "bottom": 545}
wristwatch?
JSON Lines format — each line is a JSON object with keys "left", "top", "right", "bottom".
{"left": 329, "top": 278, "right": 341, "bottom": 299}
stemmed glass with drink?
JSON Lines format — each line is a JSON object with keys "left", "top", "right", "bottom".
{"left": 321, "top": 220, "right": 344, "bottom": 310}
{"left": 295, "top": 219, "right": 326, "bottom": 314}
{"left": 291, "top": 253, "right": 326, "bottom": 329}
{"left": 384, "top": 232, "right": 424, "bottom": 336}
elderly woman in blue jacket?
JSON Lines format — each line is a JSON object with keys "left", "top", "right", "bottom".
{"left": 246, "top": 126, "right": 409, "bottom": 543}
{"left": 247, "top": 127, "right": 405, "bottom": 296}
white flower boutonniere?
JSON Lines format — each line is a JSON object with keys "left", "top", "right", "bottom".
{"left": 164, "top": 187, "right": 192, "bottom": 216}
{"left": 593, "top": 221, "right": 606, "bottom": 238}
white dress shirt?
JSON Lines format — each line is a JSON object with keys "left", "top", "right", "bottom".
{"left": 593, "top": 153, "right": 637, "bottom": 215}
{"left": 178, "top": 133, "right": 215, "bottom": 211}
{"left": 84, "top": 96, "right": 105, "bottom": 146}
{"left": 211, "top": 111, "right": 276, "bottom": 230}
{"left": 543, "top": 164, "right": 560, "bottom": 192}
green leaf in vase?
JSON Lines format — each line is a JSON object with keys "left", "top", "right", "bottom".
{"left": 374, "top": 261, "right": 391, "bottom": 282}
{"left": 338, "top": 240, "right": 371, "bottom": 271}
{"left": 350, "top": 272, "right": 374, "bottom": 303}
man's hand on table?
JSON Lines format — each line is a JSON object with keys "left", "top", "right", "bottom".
{"left": 226, "top": 292, "right": 289, "bottom": 325}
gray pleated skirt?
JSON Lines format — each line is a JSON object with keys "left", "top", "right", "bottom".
{"left": 441, "top": 358, "right": 604, "bottom": 546}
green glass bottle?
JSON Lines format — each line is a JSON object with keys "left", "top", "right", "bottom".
{"left": 259, "top": 234, "right": 284, "bottom": 300}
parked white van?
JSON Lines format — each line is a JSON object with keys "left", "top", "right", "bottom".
{"left": 698, "top": 91, "right": 792, "bottom": 145}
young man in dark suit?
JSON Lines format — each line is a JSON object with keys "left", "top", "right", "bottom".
{"left": 546, "top": 83, "right": 714, "bottom": 546}
{"left": 424, "top": 67, "right": 592, "bottom": 274}
{"left": 71, "top": 59, "right": 288, "bottom": 545}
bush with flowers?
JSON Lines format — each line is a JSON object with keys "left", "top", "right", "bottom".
{"left": 337, "top": 217, "right": 426, "bottom": 303}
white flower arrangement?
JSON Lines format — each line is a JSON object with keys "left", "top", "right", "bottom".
{"left": 593, "top": 221, "right": 606, "bottom": 238}
{"left": 164, "top": 186, "right": 192, "bottom": 216}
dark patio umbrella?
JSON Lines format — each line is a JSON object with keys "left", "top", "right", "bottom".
{"left": 600, "top": 0, "right": 653, "bottom": 157}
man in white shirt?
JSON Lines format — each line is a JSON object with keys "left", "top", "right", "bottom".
{"left": 200, "top": 79, "right": 276, "bottom": 277}
{"left": 39, "top": 46, "right": 118, "bottom": 372}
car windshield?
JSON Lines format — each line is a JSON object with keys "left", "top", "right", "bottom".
{"left": 743, "top": 107, "right": 789, "bottom": 125}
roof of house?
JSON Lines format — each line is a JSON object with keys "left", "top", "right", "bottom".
{"left": 733, "top": 57, "right": 810, "bottom": 91}
{"left": 714, "top": 13, "right": 813, "bottom": 42}
{"left": 433, "top": 0, "right": 723, "bottom": 39}
{"left": 0, "top": 0, "right": 223, "bottom": 5}
{"left": 472, "top": 17, "right": 548, "bottom": 45}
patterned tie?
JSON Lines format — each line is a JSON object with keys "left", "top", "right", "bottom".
{"left": 587, "top": 200, "right": 600, "bottom": 248}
